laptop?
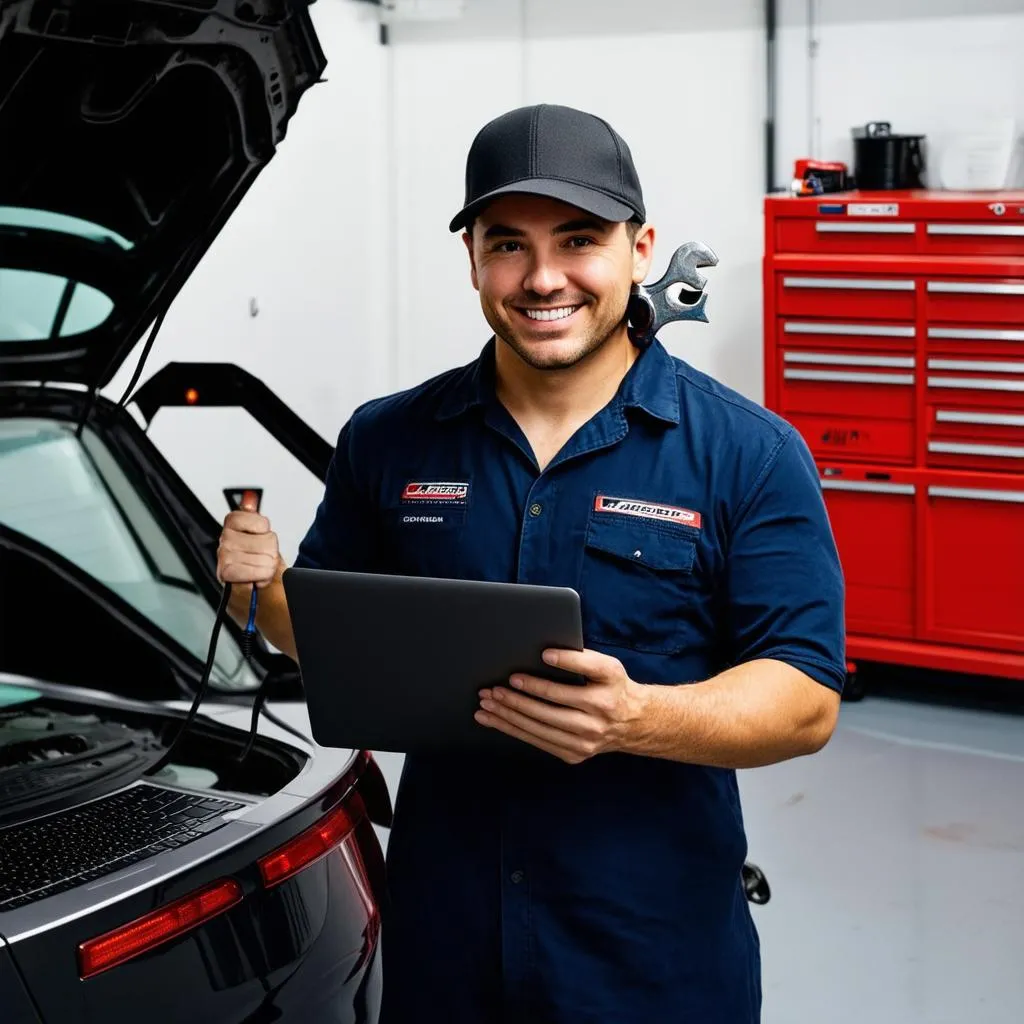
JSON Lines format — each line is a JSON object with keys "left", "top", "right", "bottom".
{"left": 282, "top": 567, "right": 585, "bottom": 756}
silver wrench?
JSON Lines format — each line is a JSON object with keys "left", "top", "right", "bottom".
{"left": 627, "top": 240, "right": 719, "bottom": 347}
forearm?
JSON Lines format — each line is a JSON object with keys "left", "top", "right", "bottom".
{"left": 226, "top": 557, "right": 298, "bottom": 663}
{"left": 621, "top": 659, "right": 840, "bottom": 769}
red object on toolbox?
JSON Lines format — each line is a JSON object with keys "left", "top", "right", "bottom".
{"left": 763, "top": 190, "right": 1024, "bottom": 682}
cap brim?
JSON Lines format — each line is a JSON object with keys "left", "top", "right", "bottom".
{"left": 449, "top": 178, "right": 636, "bottom": 233}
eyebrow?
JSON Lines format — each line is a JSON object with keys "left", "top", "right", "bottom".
{"left": 481, "top": 217, "right": 612, "bottom": 240}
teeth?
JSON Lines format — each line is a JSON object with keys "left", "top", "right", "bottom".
{"left": 524, "top": 306, "right": 578, "bottom": 322}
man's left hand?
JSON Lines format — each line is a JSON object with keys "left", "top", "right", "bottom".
{"left": 476, "top": 648, "right": 646, "bottom": 764}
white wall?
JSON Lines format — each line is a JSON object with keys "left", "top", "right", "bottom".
{"left": 775, "top": 1, "right": 1024, "bottom": 191}
{"left": 390, "top": 0, "right": 1024, "bottom": 406}
{"left": 104, "top": 0, "right": 392, "bottom": 557}
{"left": 389, "top": 0, "right": 768, "bottom": 400}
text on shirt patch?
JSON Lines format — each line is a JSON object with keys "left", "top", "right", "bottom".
{"left": 402, "top": 482, "right": 469, "bottom": 503}
{"left": 594, "top": 495, "right": 702, "bottom": 529}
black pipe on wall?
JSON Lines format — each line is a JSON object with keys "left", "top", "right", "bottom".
{"left": 765, "top": 0, "right": 777, "bottom": 194}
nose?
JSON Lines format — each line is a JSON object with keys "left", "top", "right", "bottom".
{"left": 522, "top": 251, "right": 568, "bottom": 297}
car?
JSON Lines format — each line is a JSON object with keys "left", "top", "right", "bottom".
{"left": 0, "top": 2, "right": 394, "bottom": 1022}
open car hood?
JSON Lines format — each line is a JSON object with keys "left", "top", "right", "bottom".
{"left": 0, "top": 0, "right": 325, "bottom": 386}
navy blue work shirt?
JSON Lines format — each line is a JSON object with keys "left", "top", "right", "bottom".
{"left": 295, "top": 337, "right": 845, "bottom": 1023}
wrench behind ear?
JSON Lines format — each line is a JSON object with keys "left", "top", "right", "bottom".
{"left": 627, "top": 240, "right": 719, "bottom": 347}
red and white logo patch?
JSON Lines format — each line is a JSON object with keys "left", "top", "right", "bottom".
{"left": 594, "top": 495, "right": 702, "bottom": 529}
{"left": 402, "top": 481, "right": 469, "bottom": 503}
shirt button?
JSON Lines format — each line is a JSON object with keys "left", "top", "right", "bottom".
{"left": 528, "top": 503, "right": 543, "bottom": 517}
{"left": 510, "top": 869, "right": 525, "bottom": 884}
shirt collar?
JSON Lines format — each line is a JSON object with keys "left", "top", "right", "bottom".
{"left": 434, "top": 336, "right": 680, "bottom": 425}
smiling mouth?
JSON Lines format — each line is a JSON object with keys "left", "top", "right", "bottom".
{"left": 518, "top": 305, "right": 582, "bottom": 323}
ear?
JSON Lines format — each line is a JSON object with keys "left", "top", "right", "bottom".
{"left": 631, "top": 223, "right": 656, "bottom": 285}
{"left": 462, "top": 230, "right": 480, "bottom": 291}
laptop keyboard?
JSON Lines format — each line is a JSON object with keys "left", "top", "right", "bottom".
{"left": 0, "top": 783, "right": 245, "bottom": 911}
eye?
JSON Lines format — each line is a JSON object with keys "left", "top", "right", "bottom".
{"left": 566, "top": 236, "right": 595, "bottom": 249}
{"left": 491, "top": 240, "right": 523, "bottom": 254}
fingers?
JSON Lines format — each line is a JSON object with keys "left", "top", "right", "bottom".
{"left": 217, "top": 512, "right": 279, "bottom": 588}
{"left": 542, "top": 647, "right": 624, "bottom": 681}
{"left": 504, "top": 673, "right": 591, "bottom": 711}
{"left": 475, "top": 705, "right": 592, "bottom": 764}
{"left": 223, "top": 509, "right": 271, "bottom": 535}
{"left": 481, "top": 687, "right": 591, "bottom": 732}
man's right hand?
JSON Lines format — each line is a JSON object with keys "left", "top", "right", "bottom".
{"left": 216, "top": 507, "right": 282, "bottom": 589}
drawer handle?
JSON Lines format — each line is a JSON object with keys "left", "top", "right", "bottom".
{"left": 820, "top": 480, "right": 915, "bottom": 495}
{"left": 928, "top": 441, "right": 1024, "bottom": 459}
{"left": 927, "top": 281, "right": 1024, "bottom": 296}
{"left": 936, "top": 410, "right": 1024, "bottom": 427}
{"left": 784, "top": 277, "right": 915, "bottom": 291}
{"left": 927, "top": 359, "right": 1024, "bottom": 373}
{"left": 786, "top": 322, "right": 915, "bottom": 338}
{"left": 928, "top": 486, "right": 1024, "bottom": 504}
{"left": 784, "top": 352, "right": 915, "bottom": 368}
{"left": 928, "top": 377, "right": 1024, "bottom": 392}
{"left": 785, "top": 369, "right": 914, "bottom": 385}
{"left": 817, "top": 221, "right": 916, "bottom": 235}
{"left": 929, "top": 327, "right": 1024, "bottom": 342}
{"left": 927, "top": 224, "right": 1024, "bottom": 238}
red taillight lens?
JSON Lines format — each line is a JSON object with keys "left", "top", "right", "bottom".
{"left": 258, "top": 794, "right": 365, "bottom": 888}
{"left": 78, "top": 879, "right": 242, "bottom": 979}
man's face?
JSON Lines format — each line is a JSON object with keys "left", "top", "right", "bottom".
{"left": 463, "top": 195, "right": 654, "bottom": 371}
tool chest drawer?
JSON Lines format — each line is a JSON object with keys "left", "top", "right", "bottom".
{"left": 778, "top": 350, "right": 915, "bottom": 462}
{"left": 818, "top": 470, "right": 917, "bottom": 639}
{"left": 775, "top": 218, "right": 918, "bottom": 256}
{"left": 780, "top": 319, "right": 917, "bottom": 353}
{"left": 927, "top": 407, "right": 1024, "bottom": 472}
{"left": 923, "top": 222, "right": 1024, "bottom": 258}
{"left": 923, "top": 476, "right": 1024, "bottom": 653}
{"left": 926, "top": 278, "right": 1024, "bottom": 323}
{"left": 926, "top": 357, "right": 1024, "bottom": 410}
{"left": 776, "top": 273, "right": 917, "bottom": 319}
{"left": 928, "top": 325, "right": 1024, "bottom": 359}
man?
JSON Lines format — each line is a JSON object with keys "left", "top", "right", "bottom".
{"left": 218, "top": 103, "right": 845, "bottom": 1023}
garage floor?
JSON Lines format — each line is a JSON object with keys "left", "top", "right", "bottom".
{"left": 368, "top": 673, "right": 1024, "bottom": 1023}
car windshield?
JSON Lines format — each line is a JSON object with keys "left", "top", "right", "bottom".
{"left": 0, "top": 418, "right": 258, "bottom": 691}
{"left": 0, "top": 206, "right": 123, "bottom": 343}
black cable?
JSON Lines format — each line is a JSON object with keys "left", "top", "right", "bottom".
{"left": 116, "top": 306, "right": 169, "bottom": 409}
{"left": 75, "top": 306, "right": 169, "bottom": 439}
{"left": 147, "top": 582, "right": 233, "bottom": 777}
{"left": 259, "top": 702, "right": 312, "bottom": 747}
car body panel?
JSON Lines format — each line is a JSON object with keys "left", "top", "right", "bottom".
{"left": 0, "top": 0, "right": 327, "bottom": 386}
{"left": 0, "top": 937, "right": 43, "bottom": 1024}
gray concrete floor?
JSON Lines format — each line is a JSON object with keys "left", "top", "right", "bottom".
{"left": 368, "top": 679, "right": 1024, "bottom": 1023}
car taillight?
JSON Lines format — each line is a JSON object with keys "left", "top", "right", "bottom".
{"left": 258, "top": 792, "right": 366, "bottom": 888}
{"left": 78, "top": 879, "right": 242, "bottom": 980}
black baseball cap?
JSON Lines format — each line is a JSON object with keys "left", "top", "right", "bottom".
{"left": 449, "top": 104, "right": 646, "bottom": 233}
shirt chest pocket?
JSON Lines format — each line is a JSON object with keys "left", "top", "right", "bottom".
{"left": 579, "top": 516, "right": 699, "bottom": 655}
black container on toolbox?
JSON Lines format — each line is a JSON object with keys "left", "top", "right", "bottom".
{"left": 852, "top": 122, "right": 926, "bottom": 189}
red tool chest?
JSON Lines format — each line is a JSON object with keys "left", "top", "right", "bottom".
{"left": 763, "top": 190, "right": 1024, "bottom": 684}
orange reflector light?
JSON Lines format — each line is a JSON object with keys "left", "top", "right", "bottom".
{"left": 184, "top": 387, "right": 200, "bottom": 405}
{"left": 258, "top": 797, "right": 363, "bottom": 888}
{"left": 78, "top": 879, "right": 242, "bottom": 979}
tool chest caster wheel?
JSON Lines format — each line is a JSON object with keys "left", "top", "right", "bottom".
{"left": 842, "top": 666, "right": 865, "bottom": 702}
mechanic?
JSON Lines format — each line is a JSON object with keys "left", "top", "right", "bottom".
{"left": 217, "top": 103, "right": 846, "bottom": 1023}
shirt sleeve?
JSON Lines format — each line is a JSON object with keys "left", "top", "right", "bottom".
{"left": 293, "top": 416, "right": 381, "bottom": 572}
{"left": 724, "top": 427, "right": 846, "bottom": 692}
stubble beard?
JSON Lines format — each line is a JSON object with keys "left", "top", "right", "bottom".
{"left": 487, "top": 299, "right": 629, "bottom": 372}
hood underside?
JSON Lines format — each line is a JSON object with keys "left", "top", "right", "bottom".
{"left": 0, "top": 0, "right": 325, "bottom": 385}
